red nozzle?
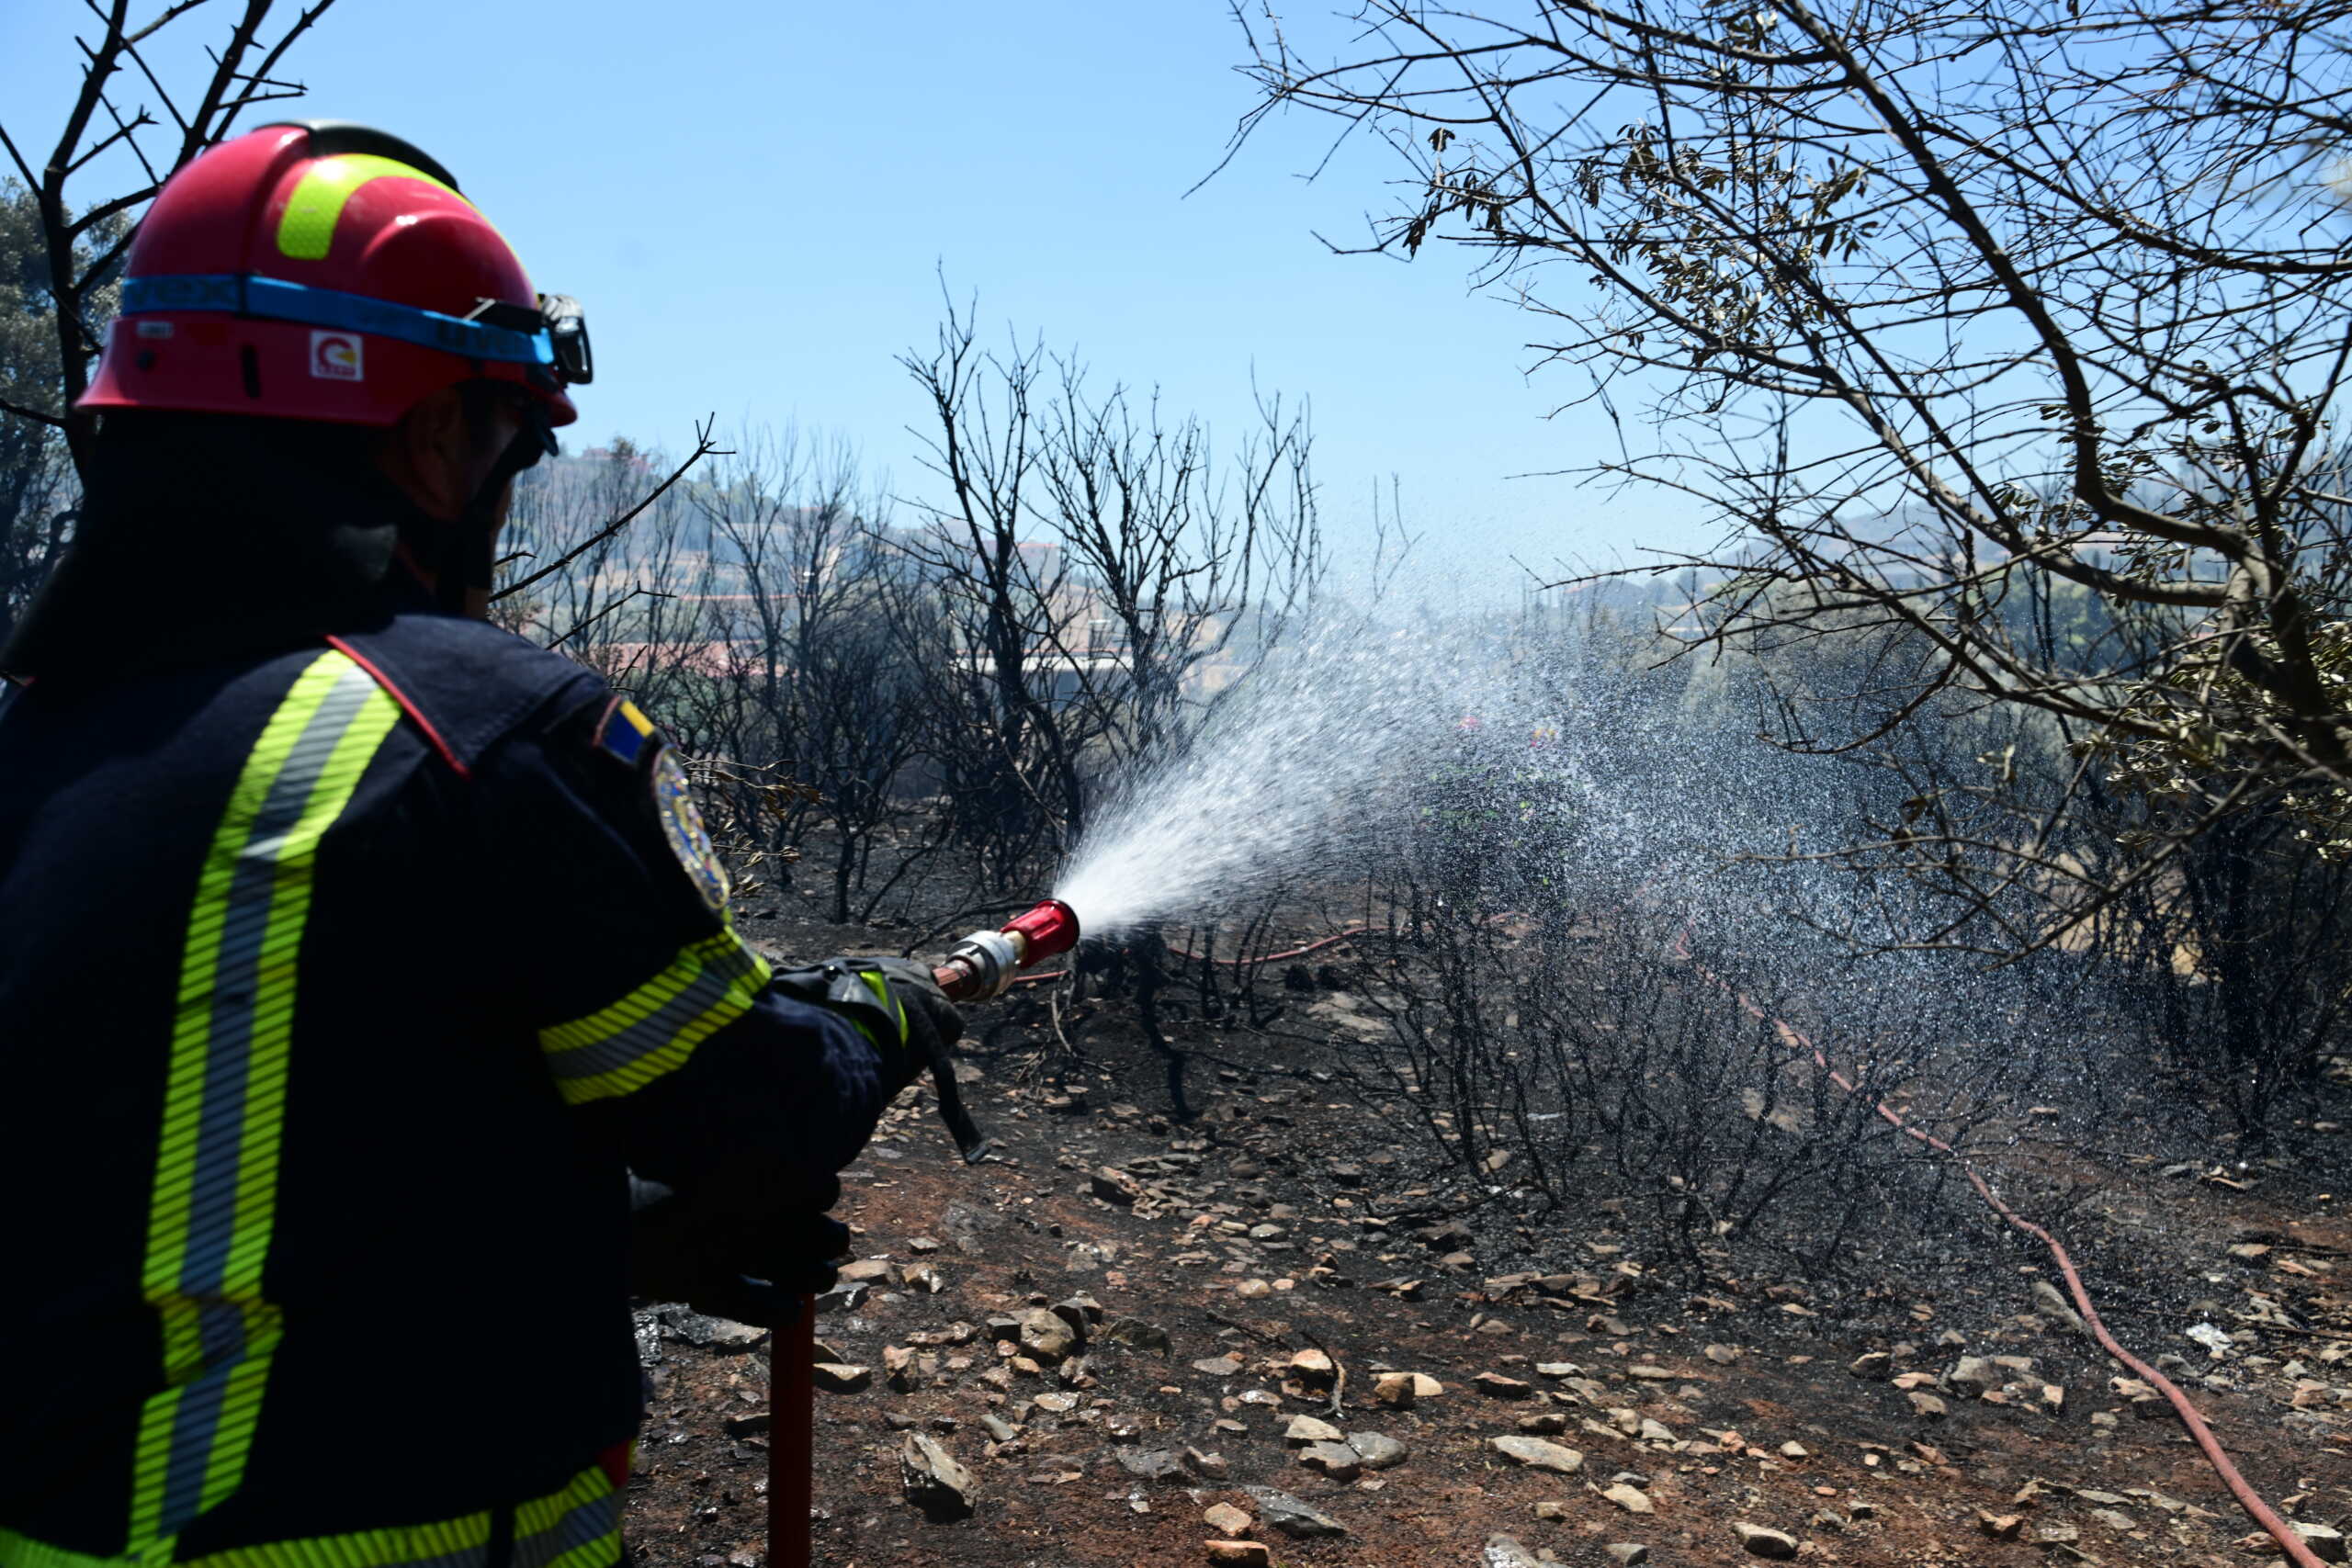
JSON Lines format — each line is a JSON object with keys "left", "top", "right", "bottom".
{"left": 1002, "top": 898, "right": 1080, "bottom": 966}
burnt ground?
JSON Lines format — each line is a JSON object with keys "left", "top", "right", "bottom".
{"left": 616, "top": 897, "right": 2352, "bottom": 1568}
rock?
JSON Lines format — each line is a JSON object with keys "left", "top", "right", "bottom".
{"left": 1193, "top": 1353, "right": 1246, "bottom": 1377}
{"left": 1372, "top": 1371, "right": 1418, "bottom": 1408}
{"left": 2087, "top": 1508, "right": 2134, "bottom": 1533}
{"left": 1347, "top": 1431, "right": 1408, "bottom": 1470}
{"left": 1283, "top": 1414, "right": 1345, "bottom": 1445}
{"left": 813, "top": 1281, "right": 868, "bottom": 1314}
{"left": 1906, "top": 1391, "right": 1947, "bottom": 1418}
{"left": 2032, "top": 1278, "right": 2087, "bottom": 1334}
{"left": 1705, "top": 1343, "right": 1741, "bottom": 1364}
{"left": 1777, "top": 1441, "right": 1807, "bottom": 1459}
{"left": 1484, "top": 1535, "right": 1544, "bottom": 1568}
{"left": 836, "top": 1258, "right": 896, "bottom": 1285}
{"left": 1732, "top": 1522, "right": 1799, "bottom": 1559}
{"left": 1202, "top": 1502, "right": 1252, "bottom": 1536}
{"left": 660, "top": 1308, "right": 767, "bottom": 1349}
{"left": 882, "top": 1345, "right": 917, "bottom": 1392}
{"left": 1184, "top": 1446, "right": 1231, "bottom": 1480}
{"left": 980, "top": 1413, "right": 1019, "bottom": 1442}
{"left": 1849, "top": 1350, "right": 1891, "bottom": 1379}
{"left": 1103, "top": 1316, "right": 1171, "bottom": 1355}
{"left": 1288, "top": 1348, "right": 1338, "bottom": 1388}
{"left": 1950, "top": 1356, "right": 2001, "bottom": 1393}
{"left": 1488, "top": 1436, "right": 1585, "bottom": 1475}
{"left": 1532, "top": 1500, "right": 1573, "bottom": 1522}
{"left": 1979, "top": 1511, "right": 2024, "bottom": 1540}
{"left": 1602, "top": 1483, "right": 1654, "bottom": 1514}
{"left": 1234, "top": 1280, "right": 1272, "bottom": 1300}
{"left": 1606, "top": 1546, "right": 1651, "bottom": 1565}
{"left": 2296, "top": 1523, "right": 2349, "bottom": 1563}
{"left": 900, "top": 1433, "right": 976, "bottom": 1520}
{"left": 1053, "top": 1294, "right": 1103, "bottom": 1331}
{"left": 1118, "top": 1448, "right": 1184, "bottom": 1483}
{"left": 1018, "top": 1308, "right": 1078, "bottom": 1360}
{"left": 1204, "top": 1544, "right": 1269, "bottom": 1567}
{"left": 1091, "top": 1166, "right": 1142, "bottom": 1204}
{"left": 722, "top": 1411, "right": 771, "bottom": 1438}
{"left": 1243, "top": 1486, "right": 1346, "bottom": 1539}
{"left": 811, "top": 1362, "right": 871, "bottom": 1393}
{"left": 1518, "top": 1412, "right": 1568, "bottom": 1435}
{"left": 1296, "top": 1441, "right": 1362, "bottom": 1481}
{"left": 1476, "top": 1371, "right": 1533, "bottom": 1399}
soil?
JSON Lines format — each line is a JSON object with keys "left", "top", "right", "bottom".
{"left": 616, "top": 896, "right": 2352, "bottom": 1568}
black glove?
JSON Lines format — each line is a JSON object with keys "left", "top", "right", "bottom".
{"left": 771, "top": 954, "right": 965, "bottom": 1098}
{"left": 628, "top": 1170, "right": 849, "bottom": 1323}
{"left": 772, "top": 954, "right": 990, "bottom": 1163}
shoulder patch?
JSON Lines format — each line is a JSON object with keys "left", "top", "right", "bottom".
{"left": 594, "top": 696, "right": 662, "bottom": 767}
{"left": 651, "top": 748, "right": 731, "bottom": 914}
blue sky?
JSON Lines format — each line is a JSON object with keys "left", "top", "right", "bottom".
{"left": 0, "top": 0, "right": 1702, "bottom": 567}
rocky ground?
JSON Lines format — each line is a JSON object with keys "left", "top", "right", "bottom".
{"left": 616, "top": 904, "right": 2352, "bottom": 1568}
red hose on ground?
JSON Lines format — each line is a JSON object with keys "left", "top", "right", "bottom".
{"left": 1668, "top": 928, "right": 2325, "bottom": 1568}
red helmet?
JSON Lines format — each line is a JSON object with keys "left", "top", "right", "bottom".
{"left": 78, "top": 121, "right": 587, "bottom": 434}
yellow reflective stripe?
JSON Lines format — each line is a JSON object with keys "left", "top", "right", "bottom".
{"left": 855, "top": 969, "right": 909, "bottom": 1046}
{"left": 537, "top": 929, "right": 772, "bottom": 1106}
{"left": 274, "top": 155, "right": 466, "bottom": 261}
{"left": 0, "top": 1462, "right": 614, "bottom": 1568}
{"left": 129, "top": 652, "right": 401, "bottom": 1562}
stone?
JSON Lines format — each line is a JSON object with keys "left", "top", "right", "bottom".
{"left": 1606, "top": 1546, "right": 1651, "bottom": 1565}
{"left": 899, "top": 1433, "right": 976, "bottom": 1520}
{"left": 1118, "top": 1449, "right": 1184, "bottom": 1482}
{"left": 810, "top": 1362, "right": 871, "bottom": 1393}
{"left": 1483, "top": 1536, "right": 1544, "bottom": 1568}
{"left": 2032, "top": 1278, "right": 2088, "bottom": 1334}
{"left": 1373, "top": 1371, "right": 1418, "bottom": 1408}
{"left": 882, "top": 1345, "right": 916, "bottom": 1392}
{"left": 1906, "top": 1391, "right": 1948, "bottom": 1418}
{"left": 1242, "top": 1486, "right": 1346, "bottom": 1539}
{"left": 1476, "top": 1371, "right": 1533, "bottom": 1399}
{"left": 1184, "top": 1446, "right": 1231, "bottom": 1481}
{"left": 1288, "top": 1348, "right": 1338, "bottom": 1388}
{"left": 1018, "top": 1308, "right": 1077, "bottom": 1360}
{"left": 1347, "top": 1431, "right": 1408, "bottom": 1470}
{"left": 1103, "top": 1316, "right": 1172, "bottom": 1355}
{"left": 1849, "top": 1351, "right": 1891, "bottom": 1379}
{"left": 1979, "top": 1511, "right": 2024, "bottom": 1540}
{"left": 1091, "top": 1167, "right": 1141, "bottom": 1204}
{"left": 1202, "top": 1502, "right": 1252, "bottom": 1536}
{"left": 836, "top": 1258, "right": 896, "bottom": 1285}
{"left": 1296, "top": 1441, "right": 1362, "bottom": 1481}
{"left": 1488, "top": 1435, "right": 1585, "bottom": 1475}
{"left": 2296, "top": 1524, "right": 2349, "bottom": 1563}
{"left": 1193, "top": 1353, "right": 1246, "bottom": 1377}
{"left": 1602, "top": 1483, "right": 1654, "bottom": 1514}
{"left": 1203, "top": 1544, "right": 1269, "bottom": 1567}
{"left": 660, "top": 1308, "right": 767, "bottom": 1349}
{"left": 1732, "top": 1522, "right": 1799, "bottom": 1559}
{"left": 1234, "top": 1280, "right": 1272, "bottom": 1301}
{"left": 1532, "top": 1500, "right": 1573, "bottom": 1522}
{"left": 1286, "top": 1414, "right": 1345, "bottom": 1445}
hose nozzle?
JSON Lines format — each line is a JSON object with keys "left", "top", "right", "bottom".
{"left": 933, "top": 897, "right": 1080, "bottom": 1001}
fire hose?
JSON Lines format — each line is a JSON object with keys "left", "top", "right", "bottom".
{"left": 768, "top": 899, "right": 1081, "bottom": 1568}
{"left": 1661, "top": 926, "right": 2327, "bottom": 1568}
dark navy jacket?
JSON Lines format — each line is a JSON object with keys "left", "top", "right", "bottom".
{"left": 0, "top": 606, "right": 888, "bottom": 1562}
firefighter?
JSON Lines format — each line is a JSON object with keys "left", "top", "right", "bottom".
{"left": 0, "top": 122, "right": 956, "bottom": 1567}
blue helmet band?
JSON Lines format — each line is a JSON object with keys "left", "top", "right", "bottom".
{"left": 119, "top": 273, "right": 555, "bottom": 367}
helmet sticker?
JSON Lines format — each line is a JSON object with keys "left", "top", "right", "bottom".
{"left": 310, "top": 330, "right": 363, "bottom": 380}
{"left": 651, "top": 749, "right": 731, "bottom": 915}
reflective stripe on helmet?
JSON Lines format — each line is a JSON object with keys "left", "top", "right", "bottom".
{"left": 275, "top": 154, "right": 466, "bottom": 261}
{"left": 119, "top": 275, "right": 554, "bottom": 367}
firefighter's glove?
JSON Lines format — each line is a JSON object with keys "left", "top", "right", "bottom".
{"left": 629, "top": 1171, "right": 849, "bottom": 1324}
{"left": 771, "top": 955, "right": 965, "bottom": 1100}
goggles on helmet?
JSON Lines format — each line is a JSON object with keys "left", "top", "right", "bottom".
{"left": 115, "top": 273, "right": 592, "bottom": 393}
